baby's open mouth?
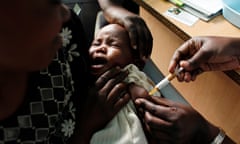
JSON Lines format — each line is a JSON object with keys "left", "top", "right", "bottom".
{"left": 90, "top": 57, "right": 108, "bottom": 71}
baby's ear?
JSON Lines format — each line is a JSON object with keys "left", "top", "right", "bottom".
{"left": 128, "top": 83, "right": 149, "bottom": 101}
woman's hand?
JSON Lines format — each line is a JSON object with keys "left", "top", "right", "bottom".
{"left": 128, "top": 84, "right": 236, "bottom": 144}
{"left": 108, "top": 9, "right": 153, "bottom": 61}
{"left": 130, "top": 86, "right": 218, "bottom": 144}
{"left": 74, "top": 67, "right": 130, "bottom": 143}
{"left": 168, "top": 36, "right": 240, "bottom": 82}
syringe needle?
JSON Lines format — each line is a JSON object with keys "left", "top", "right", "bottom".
{"left": 149, "top": 67, "right": 184, "bottom": 96}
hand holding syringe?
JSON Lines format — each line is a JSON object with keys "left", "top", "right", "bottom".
{"left": 149, "top": 67, "right": 184, "bottom": 96}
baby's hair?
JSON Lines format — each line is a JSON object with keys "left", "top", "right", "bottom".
{"left": 131, "top": 48, "right": 146, "bottom": 70}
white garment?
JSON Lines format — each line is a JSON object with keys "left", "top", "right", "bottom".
{"left": 90, "top": 64, "right": 161, "bottom": 144}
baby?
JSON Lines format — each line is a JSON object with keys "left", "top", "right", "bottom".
{"left": 89, "top": 23, "right": 161, "bottom": 144}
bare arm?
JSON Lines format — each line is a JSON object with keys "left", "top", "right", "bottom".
{"left": 98, "top": 0, "right": 124, "bottom": 10}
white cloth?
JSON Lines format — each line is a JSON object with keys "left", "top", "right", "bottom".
{"left": 90, "top": 64, "right": 161, "bottom": 144}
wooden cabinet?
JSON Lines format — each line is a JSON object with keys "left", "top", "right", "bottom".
{"left": 134, "top": 0, "right": 240, "bottom": 142}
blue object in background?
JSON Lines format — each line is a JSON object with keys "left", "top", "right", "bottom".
{"left": 222, "top": 0, "right": 240, "bottom": 28}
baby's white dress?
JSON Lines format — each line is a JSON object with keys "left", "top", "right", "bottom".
{"left": 90, "top": 64, "right": 161, "bottom": 144}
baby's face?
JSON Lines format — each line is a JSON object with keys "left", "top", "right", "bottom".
{"left": 89, "top": 24, "right": 133, "bottom": 77}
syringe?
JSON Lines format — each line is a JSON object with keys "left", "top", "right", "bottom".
{"left": 149, "top": 67, "right": 184, "bottom": 96}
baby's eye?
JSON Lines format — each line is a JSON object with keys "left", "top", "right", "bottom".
{"left": 111, "top": 42, "right": 120, "bottom": 48}
{"left": 92, "top": 41, "right": 100, "bottom": 46}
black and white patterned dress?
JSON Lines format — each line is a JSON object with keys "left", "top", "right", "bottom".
{"left": 0, "top": 10, "right": 89, "bottom": 144}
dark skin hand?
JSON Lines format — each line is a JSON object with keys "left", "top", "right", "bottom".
{"left": 168, "top": 36, "right": 240, "bottom": 82}
{"left": 135, "top": 96, "right": 214, "bottom": 144}
{"left": 130, "top": 85, "right": 236, "bottom": 144}
{"left": 98, "top": 0, "right": 153, "bottom": 61}
{"left": 71, "top": 67, "right": 131, "bottom": 144}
